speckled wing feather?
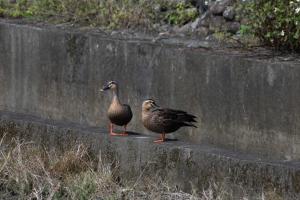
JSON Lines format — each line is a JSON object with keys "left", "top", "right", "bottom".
{"left": 152, "top": 108, "right": 197, "bottom": 128}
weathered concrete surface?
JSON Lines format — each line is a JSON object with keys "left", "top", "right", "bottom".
{"left": 0, "top": 110, "right": 300, "bottom": 199}
{"left": 1, "top": 19, "right": 300, "bottom": 160}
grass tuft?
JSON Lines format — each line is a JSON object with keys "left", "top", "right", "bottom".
{"left": 0, "top": 135, "right": 282, "bottom": 199}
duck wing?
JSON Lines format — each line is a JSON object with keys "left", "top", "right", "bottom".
{"left": 122, "top": 104, "right": 133, "bottom": 118}
{"left": 152, "top": 108, "right": 197, "bottom": 128}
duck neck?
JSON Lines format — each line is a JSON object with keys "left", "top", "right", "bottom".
{"left": 142, "top": 108, "right": 150, "bottom": 119}
{"left": 112, "top": 89, "right": 121, "bottom": 105}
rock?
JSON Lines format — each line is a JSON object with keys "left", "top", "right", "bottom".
{"left": 110, "top": 31, "right": 118, "bottom": 36}
{"left": 152, "top": 31, "right": 171, "bottom": 42}
{"left": 223, "top": 6, "right": 235, "bottom": 21}
{"left": 209, "top": 16, "right": 226, "bottom": 32}
{"left": 191, "top": 12, "right": 211, "bottom": 29}
{"left": 191, "top": 17, "right": 202, "bottom": 30}
{"left": 210, "top": 3, "right": 225, "bottom": 15}
{"left": 195, "top": 26, "right": 210, "bottom": 37}
{"left": 153, "top": 4, "right": 161, "bottom": 13}
{"left": 205, "top": 34, "right": 216, "bottom": 41}
{"left": 152, "top": 23, "right": 160, "bottom": 30}
{"left": 223, "top": 21, "right": 240, "bottom": 34}
{"left": 159, "top": 24, "right": 172, "bottom": 32}
{"left": 188, "top": 0, "right": 208, "bottom": 13}
{"left": 187, "top": 41, "right": 211, "bottom": 49}
{"left": 175, "top": 15, "right": 210, "bottom": 35}
{"left": 176, "top": 13, "right": 211, "bottom": 34}
{"left": 177, "top": 22, "right": 193, "bottom": 33}
{"left": 209, "top": 0, "right": 234, "bottom": 15}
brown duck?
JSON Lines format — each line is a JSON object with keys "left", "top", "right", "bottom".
{"left": 101, "top": 81, "right": 132, "bottom": 136}
{"left": 142, "top": 99, "right": 197, "bottom": 143}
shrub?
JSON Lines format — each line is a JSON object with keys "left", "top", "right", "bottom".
{"left": 241, "top": 0, "right": 300, "bottom": 51}
{"left": 165, "top": 2, "right": 198, "bottom": 25}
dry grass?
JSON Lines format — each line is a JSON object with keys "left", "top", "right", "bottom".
{"left": 0, "top": 134, "right": 279, "bottom": 200}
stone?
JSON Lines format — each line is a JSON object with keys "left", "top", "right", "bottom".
{"left": 176, "top": 11, "right": 209, "bottom": 33}
{"left": 159, "top": 24, "right": 172, "bottom": 32}
{"left": 210, "top": 3, "right": 225, "bottom": 15}
{"left": 188, "top": 0, "right": 208, "bottom": 13}
{"left": 195, "top": 26, "right": 210, "bottom": 37}
{"left": 177, "top": 22, "right": 193, "bottom": 33}
{"left": 176, "top": 19, "right": 209, "bottom": 34}
{"left": 190, "top": 17, "right": 202, "bottom": 30}
{"left": 152, "top": 23, "right": 160, "bottom": 30}
{"left": 191, "top": 12, "right": 211, "bottom": 30}
{"left": 208, "top": 16, "right": 227, "bottom": 32}
{"left": 187, "top": 41, "right": 211, "bottom": 48}
{"left": 209, "top": 0, "right": 234, "bottom": 15}
{"left": 224, "top": 21, "right": 240, "bottom": 33}
{"left": 153, "top": 4, "right": 161, "bottom": 13}
{"left": 223, "top": 6, "right": 235, "bottom": 21}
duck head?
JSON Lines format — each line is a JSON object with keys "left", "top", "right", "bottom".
{"left": 100, "top": 81, "right": 118, "bottom": 92}
{"left": 142, "top": 99, "right": 159, "bottom": 111}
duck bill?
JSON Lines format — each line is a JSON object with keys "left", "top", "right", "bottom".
{"left": 100, "top": 85, "right": 110, "bottom": 92}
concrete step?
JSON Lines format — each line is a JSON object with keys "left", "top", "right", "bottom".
{"left": 0, "top": 110, "right": 299, "bottom": 199}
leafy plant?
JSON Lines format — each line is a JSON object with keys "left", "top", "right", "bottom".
{"left": 165, "top": 2, "right": 198, "bottom": 25}
{"left": 239, "top": 24, "right": 251, "bottom": 35}
{"left": 241, "top": 0, "right": 300, "bottom": 51}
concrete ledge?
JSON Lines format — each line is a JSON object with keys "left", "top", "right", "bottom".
{"left": 0, "top": 111, "right": 300, "bottom": 199}
{"left": 2, "top": 20, "right": 300, "bottom": 160}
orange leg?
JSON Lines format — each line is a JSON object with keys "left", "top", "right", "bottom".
{"left": 154, "top": 133, "right": 166, "bottom": 143}
{"left": 109, "top": 123, "right": 118, "bottom": 136}
{"left": 121, "top": 125, "right": 129, "bottom": 136}
{"left": 109, "top": 123, "right": 128, "bottom": 136}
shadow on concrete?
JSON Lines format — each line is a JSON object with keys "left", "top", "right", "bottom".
{"left": 126, "top": 131, "right": 143, "bottom": 136}
{"left": 164, "top": 138, "right": 179, "bottom": 142}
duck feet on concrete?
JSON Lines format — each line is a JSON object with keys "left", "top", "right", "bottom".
{"left": 109, "top": 123, "right": 128, "bottom": 136}
{"left": 154, "top": 133, "right": 166, "bottom": 143}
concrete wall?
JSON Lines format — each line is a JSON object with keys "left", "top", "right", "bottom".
{"left": 1, "top": 20, "right": 300, "bottom": 160}
{"left": 0, "top": 110, "right": 299, "bottom": 199}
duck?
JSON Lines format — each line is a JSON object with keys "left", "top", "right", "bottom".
{"left": 142, "top": 99, "right": 197, "bottom": 143}
{"left": 101, "top": 81, "right": 132, "bottom": 136}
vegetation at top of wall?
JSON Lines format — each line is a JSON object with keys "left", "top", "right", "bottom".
{"left": 239, "top": 0, "right": 300, "bottom": 52}
{"left": 0, "top": 0, "right": 198, "bottom": 30}
{"left": 1, "top": 0, "right": 300, "bottom": 52}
